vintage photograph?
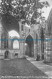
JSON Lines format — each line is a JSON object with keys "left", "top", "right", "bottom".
{"left": 0, "top": 0, "right": 52, "bottom": 79}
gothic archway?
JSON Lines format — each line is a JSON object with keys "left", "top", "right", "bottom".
{"left": 25, "top": 35, "right": 34, "bottom": 57}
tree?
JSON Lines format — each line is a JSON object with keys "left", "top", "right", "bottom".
{"left": 0, "top": 0, "right": 49, "bottom": 24}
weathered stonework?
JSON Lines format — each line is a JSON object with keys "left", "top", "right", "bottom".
{"left": 0, "top": 18, "right": 47, "bottom": 61}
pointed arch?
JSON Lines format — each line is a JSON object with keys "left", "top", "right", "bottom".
{"left": 25, "top": 35, "right": 34, "bottom": 57}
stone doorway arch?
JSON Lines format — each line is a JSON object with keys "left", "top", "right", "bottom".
{"left": 25, "top": 35, "right": 34, "bottom": 57}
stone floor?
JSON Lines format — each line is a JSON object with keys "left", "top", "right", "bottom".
{"left": 44, "top": 63, "right": 52, "bottom": 66}
{"left": 0, "top": 58, "right": 47, "bottom": 79}
{"left": 27, "top": 57, "right": 52, "bottom": 78}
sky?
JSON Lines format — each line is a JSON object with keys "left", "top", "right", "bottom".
{"left": 40, "top": 0, "right": 52, "bottom": 5}
{"left": 40, "top": 0, "right": 52, "bottom": 20}
{"left": 42, "top": 6, "right": 51, "bottom": 20}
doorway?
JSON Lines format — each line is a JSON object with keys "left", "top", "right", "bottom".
{"left": 25, "top": 35, "right": 34, "bottom": 57}
{"left": 5, "top": 50, "right": 9, "bottom": 59}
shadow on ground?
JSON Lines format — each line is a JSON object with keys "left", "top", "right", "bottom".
{"left": 0, "top": 58, "right": 48, "bottom": 79}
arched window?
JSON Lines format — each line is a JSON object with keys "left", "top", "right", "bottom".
{"left": 13, "top": 40, "right": 19, "bottom": 49}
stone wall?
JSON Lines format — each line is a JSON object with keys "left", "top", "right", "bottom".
{"left": 44, "top": 35, "right": 52, "bottom": 62}
{"left": 0, "top": 49, "right": 20, "bottom": 59}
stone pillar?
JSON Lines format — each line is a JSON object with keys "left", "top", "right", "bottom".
{"left": 8, "top": 37, "right": 12, "bottom": 49}
{"left": 44, "top": 36, "right": 52, "bottom": 62}
{"left": 38, "top": 40, "right": 42, "bottom": 60}
{"left": 18, "top": 20, "right": 25, "bottom": 58}
{"left": 18, "top": 40, "right": 25, "bottom": 58}
{"left": 0, "top": 15, "right": 2, "bottom": 52}
{"left": 34, "top": 43, "right": 37, "bottom": 59}
{"left": 36, "top": 32, "right": 42, "bottom": 60}
{"left": 0, "top": 26, "right": 2, "bottom": 49}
